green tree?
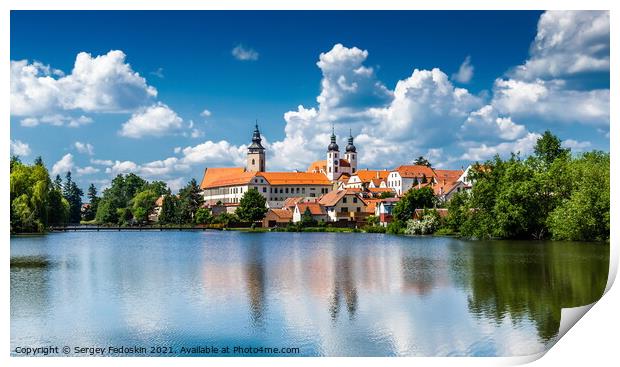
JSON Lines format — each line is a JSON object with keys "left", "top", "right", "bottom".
{"left": 195, "top": 208, "right": 213, "bottom": 224}
{"left": 159, "top": 195, "right": 181, "bottom": 224}
{"left": 547, "top": 151, "right": 609, "bottom": 241}
{"left": 413, "top": 156, "right": 432, "bottom": 167}
{"left": 131, "top": 190, "right": 158, "bottom": 223}
{"left": 47, "top": 188, "right": 70, "bottom": 226}
{"left": 534, "top": 130, "right": 569, "bottom": 165}
{"left": 300, "top": 207, "right": 316, "bottom": 227}
{"left": 10, "top": 159, "right": 51, "bottom": 233}
{"left": 178, "top": 178, "right": 204, "bottom": 222}
{"left": 62, "top": 171, "right": 84, "bottom": 223}
{"left": 235, "top": 188, "right": 268, "bottom": 223}
{"left": 392, "top": 186, "right": 435, "bottom": 223}
{"left": 82, "top": 183, "right": 99, "bottom": 221}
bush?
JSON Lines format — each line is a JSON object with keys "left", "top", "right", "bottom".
{"left": 363, "top": 225, "right": 386, "bottom": 233}
{"left": 405, "top": 213, "right": 440, "bottom": 235}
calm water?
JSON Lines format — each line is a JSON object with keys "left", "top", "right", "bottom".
{"left": 10, "top": 231, "right": 608, "bottom": 357}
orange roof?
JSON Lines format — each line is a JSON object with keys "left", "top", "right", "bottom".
{"left": 318, "top": 189, "right": 364, "bottom": 206}
{"left": 155, "top": 195, "right": 164, "bottom": 207}
{"left": 364, "top": 198, "right": 381, "bottom": 213}
{"left": 257, "top": 172, "right": 331, "bottom": 186}
{"left": 338, "top": 174, "right": 351, "bottom": 183}
{"left": 434, "top": 169, "right": 464, "bottom": 182}
{"left": 283, "top": 196, "right": 305, "bottom": 208}
{"left": 296, "top": 203, "right": 326, "bottom": 216}
{"left": 200, "top": 167, "right": 250, "bottom": 189}
{"left": 368, "top": 187, "right": 393, "bottom": 193}
{"left": 307, "top": 159, "right": 351, "bottom": 172}
{"left": 394, "top": 165, "right": 436, "bottom": 179}
{"left": 370, "top": 178, "right": 385, "bottom": 187}
{"left": 269, "top": 208, "right": 293, "bottom": 220}
{"left": 354, "top": 169, "right": 390, "bottom": 183}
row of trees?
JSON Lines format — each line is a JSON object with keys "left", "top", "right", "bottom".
{"left": 10, "top": 156, "right": 86, "bottom": 232}
{"left": 445, "top": 131, "right": 610, "bottom": 241}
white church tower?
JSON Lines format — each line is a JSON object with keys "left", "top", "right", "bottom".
{"left": 326, "top": 125, "right": 340, "bottom": 181}
{"left": 344, "top": 129, "right": 357, "bottom": 174}
{"left": 247, "top": 122, "right": 265, "bottom": 172}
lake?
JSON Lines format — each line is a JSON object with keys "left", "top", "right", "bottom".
{"left": 10, "top": 231, "right": 609, "bottom": 357}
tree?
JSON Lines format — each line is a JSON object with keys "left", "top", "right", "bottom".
{"left": 195, "top": 208, "right": 213, "bottom": 224}
{"left": 82, "top": 183, "right": 99, "bottom": 221}
{"left": 54, "top": 174, "right": 62, "bottom": 190}
{"left": 413, "top": 156, "right": 432, "bottom": 167}
{"left": 300, "top": 207, "right": 316, "bottom": 226}
{"left": 547, "top": 151, "right": 609, "bottom": 241}
{"left": 47, "top": 188, "right": 70, "bottom": 226}
{"left": 534, "top": 130, "right": 569, "bottom": 165}
{"left": 131, "top": 190, "right": 158, "bottom": 223}
{"left": 178, "top": 178, "right": 204, "bottom": 222}
{"left": 10, "top": 159, "right": 51, "bottom": 233}
{"left": 235, "top": 188, "right": 268, "bottom": 223}
{"left": 378, "top": 191, "right": 395, "bottom": 199}
{"left": 392, "top": 186, "right": 435, "bottom": 223}
{"left": 34, "top": 156, "right": 44, "bottom": 166}
{"left": 62, "top": 171, "right": 83, "bottom": 223}
{"left": 159, "top": 195, "right": 181, "bottom": 224}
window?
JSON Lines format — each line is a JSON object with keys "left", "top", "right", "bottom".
{"left": 341, "top": 207, "right": 348, "bottom": 213}
{"left": 356, "top": 207, "right": 361, "bottom": 213}
{"left": 328, "top": 167, "right": 332, "bottom": 173}
{"left": 335, "top": 167, "right": 338, "bottom": 173}
{"left": 296, "top": 188, "right": 300, "bottom": 193}
{"left": 342, "top": 197, "right": 347, "bottom": 203}
{"left": 260, "top": 179, "right": 264, "bottom": 183}
{"left": 353, "top": 197, "right": 357, "bottom": 203}
{"left": 263, "top": 187, "right": 267, "bottom": 193}
{"left": 252, "top": 159, "right": 255, "bottom": 165}
{"left": 352, "top": 154, "right": 355, "bottom": 160}
{"left": 285, "top": 188, "right": 289, "bottom": 194}
{"left": 280, "top": 188, "right": 283, "bottom": 193}
{"left": 352, "top": 168, "right": 356, "bottom": 173}
{"left": 302, "top": 188, "right": 306, "bottom": 193}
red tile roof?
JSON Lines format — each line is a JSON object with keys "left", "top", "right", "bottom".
{"left": 200, "top": 167, "right": 252, "bottom": 189}
{"left": 258, "top": 172, "right": 332, "bottom": 186}
{"left": 394, "top": 165, "right": 436, "bottom": 179}
{"left": 269, "top": 208, "right": 293, "bottom": 220}
{"left": 296, "top": 203, "right": 326, "bottom": 216}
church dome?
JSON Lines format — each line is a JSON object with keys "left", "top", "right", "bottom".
{"left": 327, "top": 126, "right": 339, "bottom": 151}
{"left": 345, "top": 131, "right": 356, "bottom": 153}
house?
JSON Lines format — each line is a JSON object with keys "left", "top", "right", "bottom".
{"left": 375, "top": 197, "right": 400, "bottom": 227}
{"left": 413, "top": 208, "right": 449, "bottom": 220}
{"left": 434, "top": 169, "right": 469, "bottom": 202}
{"left": 318, "top": 189, "right": 368, "bottom": 222}
{"left": 148, "top": 195, "right": 165, "bottom": 222}
{"left": 292, "top": 203, "right": 328, "bottom": 223}
{"left": 386, "top": 165, "right": 437, "bottom": 196}
{"left": 262, "top": 208, "right": 293, "bottom": 227}
{"left": 344, "top": 169, "right": 390, "bottom": 189}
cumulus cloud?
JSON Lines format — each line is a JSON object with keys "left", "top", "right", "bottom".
{"left": 90, "top": 158, "right": 114, "bottom": 166}
{"left": 74, "top": 142, "right": 94, "bottom": 155}
{"left": 51, "top": 153, "right": 75, "bottom": 176}
{"left": 76, "top": 166, "right": 100, "bottom": 176}
{"left": 10, "top": 139, "right": 31, "bottom": 156}
{"left": 11, "top": 50, "right": 157, "bottom": 117}
{"left": 200, "top": 109, "right": 212, "bottom": 118}
{"left": 451, "top": 56, "right": 474, "bottom": 83}
{"left": 119, "top": 102, "right": 183, "bottom": 138}
{"left": 180, "top": 140, "right": 246, "bottom": 166}
{"left": 512, "top": 11, "right": 609, "bottom": 80}
{"left": 491, "top": 78, "right": 609, "bottom": 126}
{"left": 20, "top": 114, "right": 93, "bottom": 128}
{"left": 461, "top": 105, "right": 527, "bottom": 142}
{"left": 460, "top": 133, "right": 541, "bottom": 161}
{"left": 563, "top": 139, "right": 592, "bottom": 152}
{"left": 232, "top": 44, "right": 259, "bottom": 61}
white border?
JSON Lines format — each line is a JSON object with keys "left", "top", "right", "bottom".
{"left": 2, "top": 1, "right": 616, "bottom": 367}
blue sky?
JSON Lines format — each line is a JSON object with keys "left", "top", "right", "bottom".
{"left": 10, "top": 11, "right": 610, "bottom": 192}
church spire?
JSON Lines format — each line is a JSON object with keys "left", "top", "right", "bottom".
{"left": 327, "top": 123, "right": 339, "bottom": 151}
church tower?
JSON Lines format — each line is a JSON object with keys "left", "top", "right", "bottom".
{"left": 344, "top": 129, "right": 357, "bottom": 174}
{"left": 326, "top": 125, "right": 340, "bottom": 181}
{"left": 247, "top": 122, "right": 265, "bottom": 172}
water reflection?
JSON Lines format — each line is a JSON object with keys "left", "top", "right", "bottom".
{"left": 11, "top": 232, "right": 609, "bottom": 356}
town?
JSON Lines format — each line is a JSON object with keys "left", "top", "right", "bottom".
{"left": 183, "top": 123, "right": 472, "bottom": 229}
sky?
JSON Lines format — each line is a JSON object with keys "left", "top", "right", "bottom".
{"left": 10, "top": 11, "right": 610, "bottom": 192}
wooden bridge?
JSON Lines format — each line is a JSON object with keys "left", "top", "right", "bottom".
{"left": 49, "top": 224, "right": 225, "bottom": 232}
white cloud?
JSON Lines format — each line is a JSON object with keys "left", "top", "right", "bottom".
{"left": 104, "top": 157, "right": 190, "bottom": 179}
{"left": 451, "top": 56, "right": 474, "bottom": 83}
{"left": 563, "top": 139, "right": 592, "bottom": 152}
{"left": 460, "top": 133, "right": 541, "bottom": 161}
{"left": 90, "top": 158, "right": 114, "bottom": 166}
{"left": 19, "top": 114, "right": 93, "bottom": 128}
{"left": 200, "top": 109, "right": 212, "bottom": 118}
{"left": 51, "top": 153, "right": 75, "bottom": 176}
{"left": 512, "top": 11, "right": 609, "bottom": 80}
{"left": 190, "top": 129, "right": 205, "bottom": 138}
{"left": 76, "top": 166, "right": 100, "bottom": 176}
{"left": 232, "top": 44, "right": 259, "bottom": 61}
{"left": 180, "top": 140, "right": 246, "bottom": 166}
{"left": 491, "top": 78, "right": 609, "bottom": 126}
{"left": 11, "top": 50, "right": 157, "bottom": 117}
{"left": 119, "top": 102, "right": 183, "bottom": 138}
{"left": 10, "top": 139, "right": 31, "bottom": 156}
{"left": 150, "top": 67, "right": 164, "bottom": 79}
{"left": 461, "top": 105, "right": 527, "bottom": 142}
{"left": 74, "top": 142, "right": 94, "bottom": 155}
{"left": 166, "top": 177, "right": 186, "bottom": 193}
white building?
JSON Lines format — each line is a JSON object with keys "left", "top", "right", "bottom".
{"left": 386, "top": 165, "right": 437, "bottom": 196}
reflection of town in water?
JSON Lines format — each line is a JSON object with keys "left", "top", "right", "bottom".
{"left": 11, "top": 232, "right": 609, "bottom": 356}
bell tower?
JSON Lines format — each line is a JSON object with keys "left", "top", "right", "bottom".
{"left": 326, "top": 124, "right": 340, "bottom": 181}
{"left": 247, "top": 121, "right": 265, "bottom": 172}
{"left": 344, "top": 129, "right": 357, "bottom": 174}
